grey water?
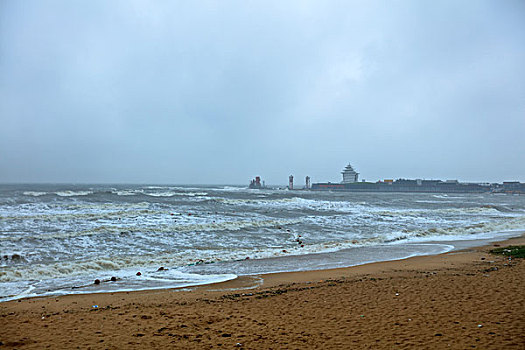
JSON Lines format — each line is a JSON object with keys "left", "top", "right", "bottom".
{"left": 1, "top": 184, "right": 524, "bottom": 301}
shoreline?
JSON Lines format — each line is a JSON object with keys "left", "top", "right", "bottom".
{"left": 1, "top": 234, "right": 524, "bottom": 349}
{"left": 2, "top": 230, "right": 522, "bottom": 303}
{"left": 204, "top": 232, "right": 525, "bottom": 291}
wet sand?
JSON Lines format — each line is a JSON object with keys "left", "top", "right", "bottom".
{"left": 1, "top": 235, "right": 524, "bottom": 349}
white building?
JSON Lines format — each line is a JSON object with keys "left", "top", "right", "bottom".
{"left": 341, "top": 163, "right": 359, "bottom": 183}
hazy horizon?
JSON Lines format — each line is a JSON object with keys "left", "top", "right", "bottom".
{"left": 1, "top": 1, "right": 524, "bottom": 184}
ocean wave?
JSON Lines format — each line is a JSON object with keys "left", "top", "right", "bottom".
{"left": 63, "top": 201, "right": 151, "bottom": 211}
{"left": 143, "top": 191, "right": 208, "bottom": 197}
{"left": 0, "top": 217, "right": 303, "bottom": 241}
{"left": 416, "top": 200, "right": 458, "bottom": 204}
{"left": 168, "top": 186, "right": 212, "bottom": 191}
{"left": 0, "top": 208, "right": 162, "bottom": 223}
{"left": 22, "top": 191, "right": 47, "bottom": 197}
{"left": 114, "top": 190, "right": 138, "bottom": 196}
{"left": 0, "top": 242, "right": 324, "bottom": 284}
{"left": 214, "top": 197, "right": 363, "bottom": 213}
{"left": 480, "top": 204, "right": 514, "bottom": 213}
{"left": 395, "top": 215, "right": 525, "bottom": 240}
{"left": 0, "top": 260, "right": 237, "bottom": 301}
{"left": 3, "top": 214, "right": 522, "bottom": 284}
{"left": 218, "top": 186, "right": 249, "bottom": 192}
{"left": 143, "top": 192, "right": 180, "bottom": 197}
{"left": 374, "top": 205, "right": 513, "bottom": 218}
{"left": 55, "top": 190, "right": 93, "bottom": 197}
{"left": 0, "top": 249, "right": 242, "bottom": 283}
{"left": 111, "top": 188, "right": 209, "bottom": 197}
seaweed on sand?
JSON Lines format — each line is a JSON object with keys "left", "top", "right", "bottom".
{"left": 490, "top": 245, "right": 525, "bottom": 258}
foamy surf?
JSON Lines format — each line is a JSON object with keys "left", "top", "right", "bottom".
{"left": 55, "top": 190, "right": 93, "bottom": 197}
{"left": 0, "top": 269, "right": 237, "bottom": 302}
{"left": 22, "top": 191, "right": 47, "bottom": 197}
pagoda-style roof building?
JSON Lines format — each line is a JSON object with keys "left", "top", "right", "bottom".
{"left": 341, "top": 163, "right": 359, "bottom": 183}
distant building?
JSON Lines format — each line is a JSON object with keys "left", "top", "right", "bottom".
{"left": 249, "top": 176, "right": 264, "bottom": 189}
{"left": 502, "top": 181, "right": 525, "bottom": 194}
{"left": 341, "top": 164, "right": 359, "bottom": 184}
{"left": 311, "top": 163, "right": 514, "bottom": 193}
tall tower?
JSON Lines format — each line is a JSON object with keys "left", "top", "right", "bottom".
{"left": 289, "top": 175, "right": 294, "bottom": 190}
{"left": 305, "top": 176, "right": 311, "bottom": 189}
{"left": 341, "top": 164, "right": 359, "bottom": 184}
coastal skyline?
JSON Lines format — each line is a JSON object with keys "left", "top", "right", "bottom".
{"left": 1, "top": 1, "right": 524, "bottom": 184}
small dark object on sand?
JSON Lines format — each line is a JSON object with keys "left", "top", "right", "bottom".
{"left": 94, "top": 279, "right": 101, "bottom": 285}
{"left": 110, "top": 276, "right": 117, "bottom": 282}
{"left": 157, "top": 267, "right": 165, "bottom": 271}
{"left": 136, "top": 272, "right": 142, "bottom": 276}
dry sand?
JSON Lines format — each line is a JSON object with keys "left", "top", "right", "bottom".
{"left": 1, "top": 235, "right": 524, "bottom": 349}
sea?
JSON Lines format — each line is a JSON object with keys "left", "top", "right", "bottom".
{"left": 1, "top": 184, "right": 525, "bottom": 302}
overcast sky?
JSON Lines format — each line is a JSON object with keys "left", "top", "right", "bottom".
{"left": 1, "top": 1, "right": 524, "bottom": 185}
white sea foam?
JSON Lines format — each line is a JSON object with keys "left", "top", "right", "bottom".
{"left": 432, "top": 194, "right": 467, "bottom": 199}
{"left": 170, "top": 186, "right": 212, "bottom": 191}
{"left": 0, "top": 269, "right": 237, "bottom": 302}
{"left": 143, "top": 192, "right": 178, "bottom": 197}
{"left": 373, "top": 205, "right": 506, "bottom": 218}
{"left": 23, "top": 191, "right": 47, "bottom": 197}
{"left": 55, "top": 190, "right": 93, "bottom": 197}
{"left": 0, "top": 207, "right": 161, "bottom": 225}
{"left": 0, "top": 247, "right": 248, "bottom": 284}
{"left": 115, "top": 190, "right": 138, "bottom": 196}
{"left": 219, "top": 186, "right": 249, "bottom": 192}
{"left": 143, "top": 191, "right": 208, "bottom": 197}
{"left": 215, "top": 197, "right": 363, "bottom": 213}
{"left": 416, "top": 200, "right": 458, "bottom": 204}
{"left": 0, "top": 217, "right": 302, "bottom": 242}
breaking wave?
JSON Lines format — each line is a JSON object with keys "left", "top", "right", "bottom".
{"left": 22, "top": 191, "right": 47, "bottom": 197}
{"left": 55, "top": 190, "right": 93, "bottom": 197}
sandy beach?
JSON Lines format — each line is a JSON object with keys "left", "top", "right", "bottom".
{"left": 1, "top": 235, "right": 524, "bottom": 349}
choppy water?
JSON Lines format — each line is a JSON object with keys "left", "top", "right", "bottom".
{"left": 1, "top": 184, "right": 524, "bottom": 301}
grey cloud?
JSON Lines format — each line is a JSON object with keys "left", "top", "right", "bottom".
{"left": 1, "top": 0, "right": 524, "bottom": 184}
